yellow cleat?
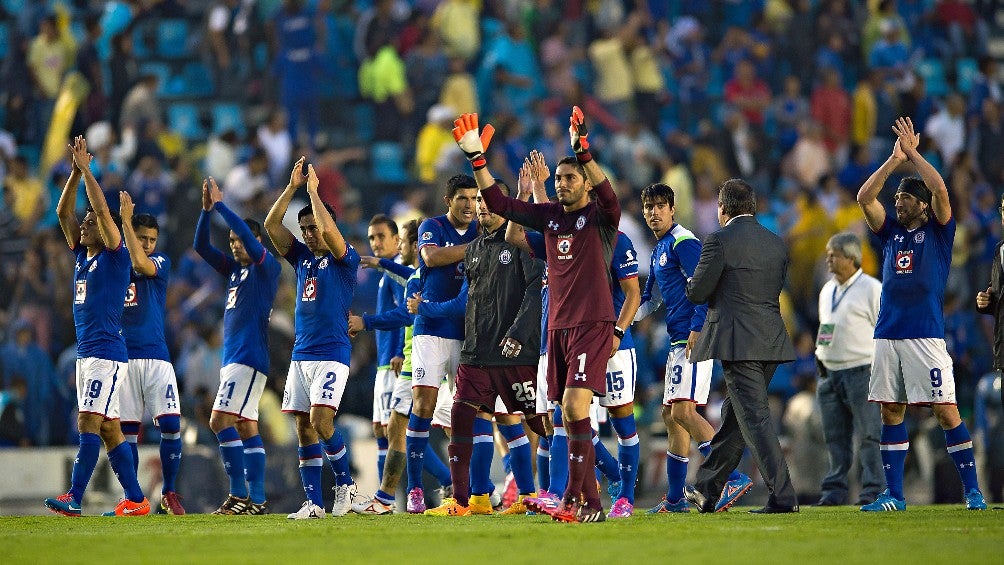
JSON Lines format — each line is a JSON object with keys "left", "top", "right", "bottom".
{"left": 424, "top": 498, "right": 471, "bottom": 516}
{"left": 499, "top": 493, "right": 535, "bottom": 515}
{"left": 468, "top": 494, "right": 494, "bottom": 515}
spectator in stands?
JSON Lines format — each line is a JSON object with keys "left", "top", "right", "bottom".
{"left": 270, "top": 0, "right": 326, "bottom": 147}
{"left": 925, "top": 92, "right": 967, "bottom": 165}
{"left": 119, "top": 74, "right": 161, "bottom": 131}
{"left": 359, "top": 33, "right": 414, "bottom": 143}
{"left": 0, "top": 376, "right": 28, "bottom": 447}
{"left": 440, "top": 56, "right": 478, "bottom": 115}
{"left": 28, "top": 15, "right": 75, "bottom": 141}
{"left": 414, "top": 104, "right": 457, "bottom": 185}
{"left": 431, "top": 0, "right": 480, "bottom": 61}
{"left": 207, "top": 0, "right": 254, "bottom": 99}
{"left": 724, "top": 59, "right": 771, "bottom": 128}
{"left": 811, "top": 68, "right": 852, "bottom": 166}
{"left": 786, "top": 120, "right": 833, "bottom": 188}
{"left": 609, "top": 119, "right": 666, "bottom": 191}
{"left": 108, "top": 32, "right": 136, "bottom": 130}
{"left": 3, "top": 156, "right": 46, "bottom": 233}
{"left": 934, "top": 0, "right": 989, "bottom": 58}
{"left": 976, "top": 100, "right": 1004, "bottom": 188}
{"left": 773, "top": 75, "right": 810, "bottom": 152}
{"left": 868, "top": 18, "right": 912, "bottom": 87}
{"left": 479, "top": 21, "right": 543, "bottom": 119}
{"left": 75, "top": 14, "right": 105, "bottom": 131}
{"left": 967, "top": 56, "right": 1001, "bottom": 120}
{"left": 126, "top": 155, "right": 175, "bottom": 228}
{"left": 0, "top": 320, "right": 57, "bottom": 446}
{"left": 666, "top": 16, "right": 710, "bottom": 135}
{"left": 588, "top": 13, "right": 642, "bottom": 123}
{"left": 257, "top": 109, "right": 292, "bottom": 184}
{"left": 222, "top": 150, "right": 270, "bottom": 219}
{"left": 404, "top": 25, "right": 448, "bottom": 138}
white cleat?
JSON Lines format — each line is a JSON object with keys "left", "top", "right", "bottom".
{"left": 351, "top": 496, "right": 394, "bottom": 515}
{"left": 331, "top": 483, "right": 358, "bottom": 517}
{"left": 287, "top": 500, "right": 325, "bottom": 520}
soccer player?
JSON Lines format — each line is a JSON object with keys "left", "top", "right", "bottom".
{"left": 349, "top": 220, "right": 455, "bottom": 514}
{"left": 856, "top": 117, "right": 986, "bottom": 511}
{"left": 405, "top": 174, "right": 479, "bottom": 513}
{"left": 265, "top": 160, "right": 361, "bottom": 519}
{"left": 413, "top": 183, "right": 546, "bottom": 517}
{"left": 194, "top": 176, "right": 281, "bottom": 515}
{"left": 363, "top": 215, "right": 405, "bottom": 482}
{"left": 118, "top": 193, "right": 184, "bottom": 515}
{"left": 454, "top": 107, "right": 620, "bottom": 522}
{"left": 637, "top": 183, "right": 752, "bottom": 514}
{"left": 45, "top": 136, "right": 150, "bottom": 517}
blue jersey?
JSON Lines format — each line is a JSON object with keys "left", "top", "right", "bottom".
{"left": 285, "top": 241, "right": 360, "bottom": 364}
{"left": 194, "top": 204, "right": 282, "bottom": 374}
{"left": 644, "top": 224, "right": 709, "bottom": 345}
{"left": 874, "top": 214, "right": 955, "bottom": 339}
{"left": 369, "top": 256, "right": 406, "bottom": 368}
{"left": 525, "top": 231, "right": 549, "bottom": 355}
{"left": 416, "top": 215, "right": 477, "bottom": 339}
{"left": 610, "top": 232, "right": 640, "bottom": 350}
{"left": 73, "top": 242, "right": 131, "bottom": 362}
{"left": 122, "top": 252, "right": 171, "bottom": 361}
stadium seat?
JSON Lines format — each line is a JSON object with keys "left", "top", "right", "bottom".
{"left": 181, "top": 62, "right": 214, "bottom": 97}
{"left": 353, "top": 103, "right": 374, "bottom": 143}
{"left": 1, "top": 0, "right": 24, "bottom": 13}
{"left": 917, "top": 58, "right": 948, "bottom": 97}
{"left": 956, "top": 57, "right": 978, "bottom": 94}
{"left": 211, "top": 103, "right": 244, "bottom": 136}
{"left": 370, "top": 142, "right": 410, "bottom": 185}
{"left": 167, "top": 103, "right": 205, "bottom": 140}
{"left": 139, "top": 62, "right": 172, "bottom": 95}
{"left": 156, "top": 19, "right": 189, "bottom": 59}
{"left": 0, "top": 22, "right": 8, "bottom": 60}
{"left": 132, "top": 24, "right": 153, "bottom": 61}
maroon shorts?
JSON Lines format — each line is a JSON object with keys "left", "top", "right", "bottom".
{"left": 456, "top": 364, "right": 538, "bottom": 415}
{"left": 547, "top": 322, "right": 613, "bottom": 402}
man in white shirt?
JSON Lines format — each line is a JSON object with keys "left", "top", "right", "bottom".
{"left": 814, "top": 232, "right": 885, "bottom": 506}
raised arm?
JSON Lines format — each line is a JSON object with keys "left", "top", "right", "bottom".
{"left": 119, "top": 192, "right": 156, "bottom": 276}
{"left": 570, "top": 106, "right": 620, "bottom": 225}
{"left": 528, "top": 149, "right": 550, "bottom": 204}
{"left": 212, "top": 177, "right": 266, "bottom": 264}
{"left": 894, "top": 116, "right": 951, "bottom": 223}
{"left": 71, "top": 136, "right": 121, "bottom": 249}
{"left": 193, "top": 179, "right": 229, "bottom": 274}
{"left": 421, "top": 242, "right": 468, "bottom": 268}
{"left": 857, "top": 136, "right": 906, "bottom": 233}
{"left": 306, "top": 164, "right": 347, "bottom": 259}
{"left": 56, "top": 150, "right": 83, "bottom": 249}
{"left": 265, "top": 156, "right": 306, "bottom": 256}
{"left": 378, "top": 258, "right": 415, "bottom": 286}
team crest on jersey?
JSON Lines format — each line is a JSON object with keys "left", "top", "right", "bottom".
{"left": 557, "top": 236, "right": 573, "bottom": 260}
{"left": 318, "top": 257, "right": 329, "bottom": 269}
{"left": 456, "top": 262, "right": 465, "bottom": 277}
{"left": 124, "top": 283, "right": 138, "bottom": 307}
{"left": 422, "top": 232, "right": 433, "bottom": 241}
{"left": 575, "top": 215, "right": 586, "bottom": 230}
{"left": 499, "top": 249, "right": 512, "bottom": 265}
{"left": 302, "top": 277, "right": 318, "bottom": 301}
{"left": 659, "top": 252, "right": 668, "bottom": 266}
{"left": 895, "top": 250, "right": 914, "bottom": 274}
{"left": 914, "top": 231, "right": 925, "bottom": 244}
{"left": 415, "top": 368, "right": 425, "bottom": 379}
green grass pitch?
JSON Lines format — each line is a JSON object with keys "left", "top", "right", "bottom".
{"left": 2, "top": 506, "right": 1001, "bottom": 564}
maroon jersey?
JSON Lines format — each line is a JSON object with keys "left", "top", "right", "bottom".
{"left": 481, "top": 179, "right": 620, "bottom": 329}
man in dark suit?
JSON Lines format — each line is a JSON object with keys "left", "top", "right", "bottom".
{"left": 683, "top": 178, "right": 799, "bottom": 514}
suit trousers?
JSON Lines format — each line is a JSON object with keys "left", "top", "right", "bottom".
{"left": 695, "top": 360, "right": 798, "bottom": 508}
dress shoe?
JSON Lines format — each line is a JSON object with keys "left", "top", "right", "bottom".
{"left": 683, "top": 485, "right": 713, "bottom": 513}
{"left": 813, "top": 498, "right": 843, "bottom": 507}
{"left": 749, "top": 504, "right": 799, "bottom": 514}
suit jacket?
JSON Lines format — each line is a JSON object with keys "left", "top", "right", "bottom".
{"left": 686, "top": 215, "right": 795, "bottom": 362}
{"left": 976, "top": 241, "right": 1004, "bottom": 369}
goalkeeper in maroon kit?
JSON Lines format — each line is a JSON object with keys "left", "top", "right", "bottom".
{"left": 452, "top": 107, "right": 620, "bottom": 523}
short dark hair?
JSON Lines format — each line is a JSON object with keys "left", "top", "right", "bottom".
{"left": 401, "top": 219, "right": 420, "bottom": 246}
{"left": 641, "top": 183, "right": 675, "bottom": 208}
{"left": 718, "top": 178, "right": 757, "bottom": 217}
{"left": 368, "top": 214, "right": 398, "bottom": 234}
{"left": 298, "top": 202, "right": 336, "bottom": 222}
{"left": 243, "top": 218, "right": 262, "bottom": 238}
{"left": 493, "top": 178, "right": 510, "bottom": 197}
{"left": 131, "top": 213, "right": 159, "bottom": 231}
{"left": 86, "top": 205, "right": 123, "bottom": 230}
{"left": 445, "top": 174, "right": 477, "bottom": 200}
{"left": 556, "top": 156, "right": 585, "bottom": 179}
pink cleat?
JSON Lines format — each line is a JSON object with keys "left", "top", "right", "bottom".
{"left": 606, "top": 497, "right": 634, "bottom": 518}
{"left": 407, "top": 487, "right": 426, "bottom": 514}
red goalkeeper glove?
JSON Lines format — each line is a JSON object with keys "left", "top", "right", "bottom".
{"left": 452, "top": 113, "right": 496, "bottom": 171}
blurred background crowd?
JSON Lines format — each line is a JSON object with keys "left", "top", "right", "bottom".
{"left": 0, "top": 0, "right": 1002, "bottom": 506}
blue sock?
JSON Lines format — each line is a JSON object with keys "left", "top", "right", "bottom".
{"left": 592, "top": 432, "right": 620, "bottom": 483}
{"left": 243, "top": 435, "right": 266, "bottom": 504}
{"left": 108, "top": 441, "right": 145, "bottom": 502}
{"left": 322, "top": 430, "right": 353, "bottom": 486}
{"left": 471, "top": 418, "right": 495, "bottom": 495}
{"left": 610, "top": 414, "right": 640, "bottom": 503}
{"left": 499, "top": 423, "right": 535, "bottom": 494}
{"left": 549, "top": 408, "right": 569, "bottom": 495}
{"left": 537, "top": 436, "right": 551, "bottom": 492}
{"left": 376, "top": 437, "right": 389, "bottom": 483}
{"left": 158, "top": 415, "right": 183, "bottom": 494}
{"left": 216, "top": 427, "right": 248, "bottom": 498}
{"left": 375, "top": 489, "right": 395, "bottom": 505}
{"left": 700, "top": 440, "right": 742, "bottom": 482}
{"left": 502, "top": 452, "right": 512, "bottom": 474}
{"left": 405, "top": 414, "right": 433, "bottom": 491}
{"left": 944, "top": 423, "right": 979, "bottom": 491}
{"left": 880, "top": 423, "right": 909, "bottom": 500}
{"left": 423, "top": 444, "right": 452, "bottom": 487}
{"left": 69, "top": 432, "right": 101, "bottom": 503}
{"left": 298, "top": 443, "right": 325, "bottom": 506}
{"left": 667, "top": 451, "right": 689, "bottom": 502}
{"left": 121, "top": 422, "right": 141, "bottom": 475}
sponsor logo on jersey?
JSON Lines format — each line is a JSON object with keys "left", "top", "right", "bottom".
{"left": 557, "top": 236, "right": 573, "bottom": 260}
{"left": 226, "top": 286, "right": 238, "bottom": 309}
{"left": 422, "top": 231, "right": 432, "bottom": 241}
{"left": 499, "top": 249, "right": 512, "bottom": 265}
{"left": 75, "top": 281, "right": 87, "bottom": 304}
{"left": 302, "top": 277, "right": 318, "bottom": 301}
{"left": 548, "top": 220, "right": 559, "bottom": 231}
{"left": 124, "top": 283, "right": 138, "bottom": 307}
{"left": 895, "top": 250, "right": 913, "bottom": 274}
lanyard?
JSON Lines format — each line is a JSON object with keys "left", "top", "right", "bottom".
{"left": 831, "top": 274, "right": 861, "bottom": 313}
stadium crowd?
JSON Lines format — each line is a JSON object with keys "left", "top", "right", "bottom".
{"left": 0, "top": 0, "right": 1002, "bottom": 508}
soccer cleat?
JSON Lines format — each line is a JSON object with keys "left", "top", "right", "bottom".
{"left": 407, "top": 488, "right": 426, "bottom": 514}
{"left": 44, "top": 493, "right": 81, "bottom": 517}
{"left": 860, "top": 489, "right": 906, "bottom": 512}
{"left": 287, "top": 500, "right": 325, "bottom": 519}
{"left": 499, "top": 493, "right": 534, "bottom": 515}
{"left": 577, "top": 504, "right": 607, "bottom": 523}
{"left": 331, "top": 483, "right": 357, "bottom": 517}
{"left": 438, "top": 484, "right": 454, "bottom": 502}
{"left": 424, "top": 498, "right": 472, "bottom": 516}
{"left": 607, "top": 480, "right": 623, "bottom": 500}
{"left": 160, "top": 491, "right": 185, "bottom": 515}
{"left": 683, "top": 485, "right": 711, "bottom": 513}
{"left": 606, "top": 496, "right": 634, "bottom": 518}
{"left": 212, "top": 494, "right": 251, "bottom": 515}
{"left": 715, "top": 473, "right": 753, "bottom": 512}
{"left": 965, "top": 488, "right": 987, "bottom": 510}
{"left": 102, "top": 497, "right": 151, "bottom": 516}
{"left": 501, "top": 473, "right": 518, "bottom": 508}
{"left": 352, "top": 497, "right": 394, "bottom": 515}
{"left": 246, "top": 501, "right": 269, "bottom": 515}
{"left": 524, "top": 491, "right": 561, "bottom": 514}
{"left": 648, "top": 496, "right": 691, "bottom": 513}
{"left": 548, "top": 497, "right": 581, "bottom": 523}
{"left": 468, "top": 493, "right": 495, "bottom": 515}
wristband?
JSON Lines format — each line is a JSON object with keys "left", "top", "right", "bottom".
{"left": 613, "top": 326, "right": 625, "bottom": 340}
{"left": 575, "top": 150, "right": 593, "bottom": 163}
{"left": 469, "top": 152, "right": 487, "bottom": 170}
